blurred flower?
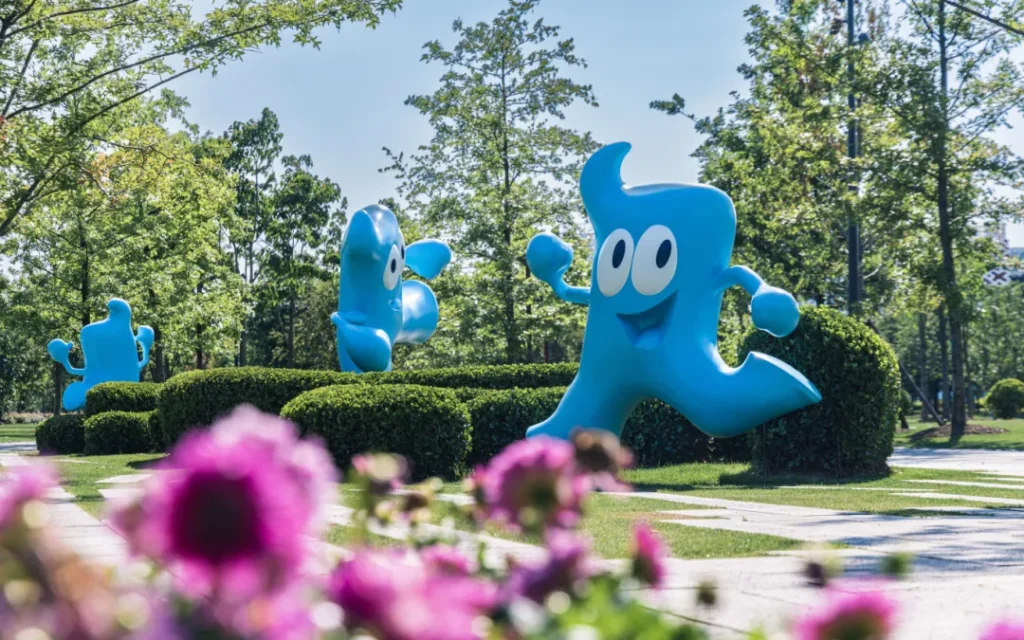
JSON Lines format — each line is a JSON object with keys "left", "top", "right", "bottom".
{"left": 504, "top": 531, "right": 594, "bottom": 604}
{"left": 478, "top": 437, "right": 587, "bottom": 532}
{"left": 980, "top": 621, "right": 1024, "bottom": 640}
{"left": 328, "top": 548, "right": 495, "bottom": 640}
{"left": 630, "top": 524, "right": 667, "bottom": 588}
{"left": 878, "top": 552, "right": 913, "bottom": 581}
{"left": 0, "top": 463, "right": 56, "bottom": 530}
{"left": 696, "top": 580, "right": 717, "bottom": 607}
{"left": 571, "top": 429, "right": 633, "bottom": 491}
{"left": 351, "top": 453, "right": 407, "bottom": 495}
{"left": 796, "top": 588, "right": 898, "bottom": 640}
{"left": 111, "top": 405, "right": 335, "bottom": 602}
{"left": 422, "top": 544, "right": 474, "bottom": 576}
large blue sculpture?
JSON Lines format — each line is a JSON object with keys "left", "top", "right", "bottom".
{"left": 525, "top": 142, "right": 821, "bottom": 440}
{"left": 47, "top": 298, "right": 154, "bottom": 412}
{"left": 333, "top": 204, "right": 452, "bottom": 373}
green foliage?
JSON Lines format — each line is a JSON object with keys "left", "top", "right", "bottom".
{"left": 158, "top": 367, "right": 359, "bottom": 447}
{"left": 35, "top": 414, "right": 85, "bottom": 455}
{"left": 741, "top": 307, "right": 900, "bottom": 477}
{"left": 900, "top": 389, "right": 913, "bottom": 416}
{"left": 371, "top": 363, "right": 579, "bottom": 390}
{"left": 984, "top": 379, "right": 1024, "bottom": 419}
{"left": 465, "top": 388, "right": 566, "bottom": 467}
{"left": 86, "top": 383, "right": 162, "bottom": 417}
{"left": 282, "top": 384, "right": 471, "bottom": 480}
{"left": 83, "top": 411, "right": 154, "bottom": 455}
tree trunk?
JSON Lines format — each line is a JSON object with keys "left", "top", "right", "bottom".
{"left": 239, "top": 330, "right": 248, "bottom": 367}
{"left": 963, "top": 326, "right": 973, "bottom": 416}
{"left": 938, "top": 305, "right": 951, "bottom": 419}
{"left": 936, "top": 1, "right": 967, "bottom": 441}
{"left": 153, "top": 326, "right": 165, "bottom": 383}
{"left": 918, "top": 313, "right": 931, "bottom": 420}
{"left": 287, "top": 294, "right": 296, "bottom": 368}
{"left": 53, "top": 363, "right": 62, "bottom": 416}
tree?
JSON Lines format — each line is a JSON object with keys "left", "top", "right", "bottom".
{"left": 384, "top": 0, "right": 598, "bottom": 364}
{"left": 0, "top": 0, "right": 401, "bottom": 239}
{"left": 866, "top": 0, "right": 1024, "bottom": 440}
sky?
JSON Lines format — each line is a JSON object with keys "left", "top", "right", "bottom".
{"left": 174, "top": 0, "right": 1024, "bottom": 243}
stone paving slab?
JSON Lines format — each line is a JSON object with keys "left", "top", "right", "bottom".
{"left": 889, "top": 491, "right": 1024, "bottom": 506}
{"left": 903, "top": 478, "right": 1024, "bottom": 490}
{"left": 891, "top": 447, "right": 1024, "bottom": 477}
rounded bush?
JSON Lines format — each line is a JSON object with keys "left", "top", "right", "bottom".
{"left": 984, "top": 379, "right": 1024, "bottom": 419}
{"left": 899, "top": 389, "right": 913, "bottom": 416}
{"left": 282, "top": 384, "right": 471, "bottom": 480}
{"left": 86, "top": 382, "right": 161, "bottom": 417}
{"left": 739, "top": 306, "right": 900, "bottom": 477}
{"left": 35, "top": 414, "right": 85, "bottom": 454}
{"left": 369, "top": 363, "right": 579, "bottom": 390}
{"left": 467, "top": 388, "right": 567, "bottom": 467}
{"left": 83, "top": 411, "right": 154, "bottom": 455}
{"left": 158, "top": 367, "right": 360, "bottom": 447}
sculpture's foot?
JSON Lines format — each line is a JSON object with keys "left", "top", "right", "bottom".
{"left": 62, "top": 382, "right": 87, "bottom": 413}
{"left": 525, "top": 417, "right": 579, "bottom": 441}
{"left": 525, "top": 379, "right": 633, "bottom": 441}
{"left": 680, "top": 352, "right": 821, "bottom": 439}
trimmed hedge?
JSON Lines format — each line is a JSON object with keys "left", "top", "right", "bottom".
{"left": 281, "top": 384, "right": 471, "bottom": 480}
{"left": 369, "top": 363, "right": 579, "bottom": 390}
{"left": 466, "top": 388, "right": 751, "bottom": 469}
{"left": 35, "top": 414, "right": 85, "bottom": 454}
{"left": 740, "top": 306, "right": 900, "bottom": 477}
{"left": 158, "top": 367, "right": 360, "bottom": 447}
{"left": 985, "top": 378, "right": 1024, "bottom": 419}
{"left": 84, "top": 411, "right": 154, "bottom": 455}
{"left": 86, "top": 382, "right": 162, "bottom": 417}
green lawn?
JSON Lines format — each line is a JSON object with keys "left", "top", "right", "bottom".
{"left": 894, "top": 414, "right": 1024, "bottom": 450}
{"left": 50, "top": 453, "right": 164, "bottom": 518}
{"left": 0, "top": 423, "right": 39, "bottom": 443}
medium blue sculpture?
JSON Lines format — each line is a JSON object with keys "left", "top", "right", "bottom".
{"left": 47, "top": 298, "right": 154, "bottom": 412}
{"left": 333, "top": 204, "right": 452, "bottom": 373}
{"left": 525, "top": 142, "right": 821, "bottom": 440}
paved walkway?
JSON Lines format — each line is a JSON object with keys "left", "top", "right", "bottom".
{"left": 891, "top": 446, "right": 1024, "bottom": 477}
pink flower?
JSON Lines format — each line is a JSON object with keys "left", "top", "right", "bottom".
{"left": 504, "top": 530, "right": 594, "bottom": 604}
{"left": 796, "top": 588, "right": 898, "bottom": 640}
{"left": 478, "top": 437, "right": 587, "bottom": 532}
{"left": 328, "top": 549, "right": 496, "bottom": 640}
{"left": 351, "top": 453, "right": 407, "bottom": 495}
{"left": 0, "top": 463, "right": 56, "bottom": 529}
{"left": 111, "top": 406, "right": 336, "bottom": 602}
{"left": 981, "top": 621, "right": 1024, "bottom": 640}
{"left": 631, "top": 523, "right": 667, "bottom": 588}
{"left": 422, "top": 544, "right": 474, "bottom": 576}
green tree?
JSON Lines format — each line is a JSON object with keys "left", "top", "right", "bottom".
{"left": 0, "top": 0, "right": 401, "bottom": 238}
{"left": 384, "top": 0, "right": 598, "bottom": 364}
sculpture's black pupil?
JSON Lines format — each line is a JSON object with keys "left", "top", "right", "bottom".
{"left": 401, "top": 246, "right": 405, "bottom": 258}
{"left": 656, "top": 240, "right": 672, "bottom": 268}
{"left": 611, "top": 240, "right": 626, "bottom": 268}
{"left": 390, "top": 259, "right": 397, "bottom": 273}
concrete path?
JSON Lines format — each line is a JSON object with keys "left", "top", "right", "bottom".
{"left": 891, "top": 447, "right": 1024, "bottom": 477}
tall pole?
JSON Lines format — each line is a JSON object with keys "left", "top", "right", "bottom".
{"left": 846, "top": 0, "right": 861, "bottom": 313}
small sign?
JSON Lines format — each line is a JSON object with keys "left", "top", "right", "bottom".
{"left": 983, "top": 268, "right": 1024, "bottom": 286}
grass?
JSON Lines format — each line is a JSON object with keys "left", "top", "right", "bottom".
{"left": 894, "top": 414, "right": 1024, "bottom": 451}
{"left": 0, "top": 423, "right": 39, "bottom": 443}
{"left": 49, "top": 452, "right": 164, "bottom": 518}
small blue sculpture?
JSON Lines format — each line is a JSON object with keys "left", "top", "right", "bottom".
{"left": 333, "top": 204, "right": 452, "bottom": 373}
{"left": 526, "top": 142, "right": 821, "bottom": 440}
{"left": 47, "top": 298, "right": 154, "bottom": 412}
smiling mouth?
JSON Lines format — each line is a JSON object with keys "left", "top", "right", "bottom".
{"left": 617, "top": 293, "right": 676, "bottom": 350}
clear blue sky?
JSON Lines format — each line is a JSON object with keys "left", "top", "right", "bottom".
{"left": 175, "top": 0, "right": 1024, "bottom": 242}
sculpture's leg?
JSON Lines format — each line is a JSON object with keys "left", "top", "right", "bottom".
{"left": 663, "top": 352, "right": 821, "bottom": 439}
{"left": 526, "top": 373, "right": 639, "bottom": 440}
{"left": 336, "top": 323, "right": 393, "bottom": 373}
{"left": 62, "top": 382, "right": 87, "bottom": 413}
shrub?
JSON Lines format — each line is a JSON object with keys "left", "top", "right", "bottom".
{"left": 158, "top": 367, "right": 360, "bottom": 447}
{"left": 369, "top": 363, "right": 579, "bottom": 390}
{"left": 83, "top": 411, "right": 154, "bottom": 455}
{"left": 899, "top": 389, "right": 913, "bottom": 415}
{"left": 466, "top": 388, "right": 751, "bottom": 468}
{"left": 984, "top": 378, "right": 1024, "bottom": 419}
{"left": 86, "top": 382, "right": 161, "bottom": 417}
{"left": 281, "top": 384, "right": 471, "bottom": 480}
{"left": 740, "top": 306, "right": 899, "bottom": 477}
{"left": 35, "top": 414, "right": 85, "bottom": 454}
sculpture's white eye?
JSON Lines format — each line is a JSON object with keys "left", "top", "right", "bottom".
{"left": 596, "top": 229, "right": 634, "bottom": 297}
{"left": 383, "top": 244, "right": 404, "bottom": 290}
{"left": 632, "top": 225, "right": 677, "bottom": 296}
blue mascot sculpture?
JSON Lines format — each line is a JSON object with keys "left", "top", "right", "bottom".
{"left": 47, "top": 298, "right": 154, "bottom": 412}
{"left": 333, "top": 204, "right": 452, "bottom": 373}
{"left": 525, "top": 142, "right": 821, "bottom": 440}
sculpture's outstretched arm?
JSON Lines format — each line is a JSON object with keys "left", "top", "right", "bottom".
{"left": 136, "top": 326, "right": 154, "bottom": 371}
{"left": 714, "top": 265, "right": 801, "bottom": 338}
{"left": 526, "top": 232, "right": 590, "bottom": 306}
{"left": 47, "top": 339, "right": 85, "bottom": 376}
{"left": 332, "top": 312, "right": 393, "bottom": 373}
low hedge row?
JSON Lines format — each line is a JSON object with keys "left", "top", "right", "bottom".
{"left": 84, "top": 411, "right": 156, "bottom": 455}
{"left": 86, "top": 382, "right": 161, "bottom": 417}
{"left": 36, "top": 414, "right": 86, "bottom": 454}
{"left": 367, "top": 363, "right": 579, "bottom": 390}
{"left": 281, "top": 384, "right": 471, "bottom": 480}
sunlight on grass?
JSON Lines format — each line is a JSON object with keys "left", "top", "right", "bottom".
{"left": 49, "top": 453, "right": 164, "bottom": 518}
{"left": 895, "top": 415, "right": 1024, "bottom": 451}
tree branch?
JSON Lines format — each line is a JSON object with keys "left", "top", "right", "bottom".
{"left": 2, "top": 37, "right": 39, "bottom": 117}
{"left": 6, "top": 0, "right": 142, "bottom": 40}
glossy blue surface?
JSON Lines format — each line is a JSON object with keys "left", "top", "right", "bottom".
{"left": 526, "top": 142, "right": 821, "bottom": 440}
{"left": 332, "top": 204, "right": 452, "bottom": 373}
{"left": 47, "top": 299, "right": 154, "bottom": 412}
